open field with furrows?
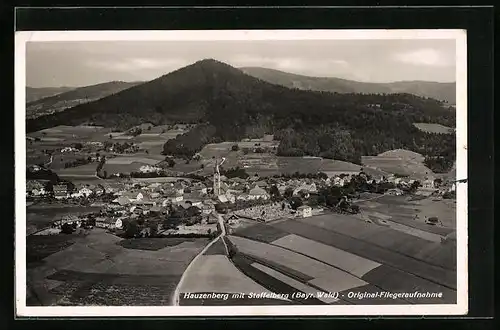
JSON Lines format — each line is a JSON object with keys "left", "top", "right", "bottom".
{"left": 413, "top": 123, "right": 454, "bottom": 134}
{"left": 27, "top": 229, "right": 207, "bottom": 306}
{"left": 232, "top": 220, "right": 456, "bottom": 304}
{"left": 271, "top": 234, "right": 382, "bottom": 278}
{"left": 306, "top": 215, "right": 456, "bottom": 270}
{"left": 270, "top": 219, "right": 456, "bottom": 289}
{"left": 298, "top": 214, "right": 441, "bottom": 259}
{"left": 229, "top": 235, "right": 369, "bottom": 294}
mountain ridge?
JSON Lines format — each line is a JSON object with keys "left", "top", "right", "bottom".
{"left": 26, "top": 58, "right": 455, "bottom": 170}
{"left": 240, "top": 66, "right": 456, "bottom": 104}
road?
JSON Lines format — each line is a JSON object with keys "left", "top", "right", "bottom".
{"left": 171, "top": 210, "right": 226, "bottom": 306}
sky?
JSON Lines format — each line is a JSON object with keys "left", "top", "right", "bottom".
{"left": 26, "top": 39, "right": 457, "bottom": 88}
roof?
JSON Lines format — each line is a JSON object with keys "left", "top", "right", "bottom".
{"left": 150, "top": 205, "right": 162, "bottom": 212}
{"left": 218, "top": 195, "right": 229, "bottom": 203}
{"left": 297, "top": 205, "right": 312, "bottom": 210}
{"left": 249, "top": 186, "right": 268, "bottom": 196}
{"left": 114, "top": 196, "right": 131, "bottom": 206}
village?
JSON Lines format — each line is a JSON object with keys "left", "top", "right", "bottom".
{"left": 26, "top": 159, "right": 457, "bottom": 239}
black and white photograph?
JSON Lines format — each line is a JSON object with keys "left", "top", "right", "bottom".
{"left": 15, "top": 29, "right": 468, "bottom": 316}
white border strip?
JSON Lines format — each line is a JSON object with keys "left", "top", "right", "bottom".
{"left": 15, "top": 29, "right": 468, "bottom": 317}
{"left": 18, "top": 29, "right": 461, "bottom": 41}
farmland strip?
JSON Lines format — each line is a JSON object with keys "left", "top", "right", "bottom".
{"left": 271, "top": 220, "right": 456, "bottom": 289}
{"left": 251, "top": 263, "right": 339, "bottom": 304}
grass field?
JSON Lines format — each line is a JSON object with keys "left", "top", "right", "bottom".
{"left": 106, "top": 156, "right": 160, "bottom": 165}
{"left": 27, "top": 229, "right": 207, "bottom": 306}
{"left": 119, "top": 237, "right": 202, "bottom": 251}
{"left": 413, "top": 123, "right": 454, "bottom": 134}
{"left": 203, "top": 238, "right": 227, "bottom": 255}
{"left": 232, "top": 222, "right": 290, "bottom": 243}
{"left": 27, "top": 234, "right": 78, "bottom": 264}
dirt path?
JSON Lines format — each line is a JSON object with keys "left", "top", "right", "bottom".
{"left": 171, "top": 221, "right": 223, "bottom": 306}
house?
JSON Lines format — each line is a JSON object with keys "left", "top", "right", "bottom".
{"left": 297, "top": 205, "right": 312, "bottom": 218}
{"left": 201, "top": 203, "right": 215, "bottom": 215}
{"left": 115, "top": 219, "right": 123, "bottom": 229}
{"left": 134, "top": 198, "right": 157, "bottom": 207}
{"left": 95, "top": 217, "right": 116, "bottom": 229}
{"left": 53, "top": 184, "right": 69, "bottom": 199}
{"left": 217, "top": 194, "right": 229, "bottom": 203}
{"left": 255, "top": 180, "right": 268, "bottom": 188}
{"left": 387, "top": 188, "right": 404, "bottom": 196}
{"left": 184, "top": 198, "right": 203, "bottom": 208}
{"left": 139, "top": 165, "right": 161, "bottom": 173}
{"left": 93, "top": 185, "right": 105, "bottom": 196}
{"left": 165, "top": 190, "right": 183, "bottom": 203}
{"left": 60, "top": 147, "right": 77, "bottom": 153}
{"left": 149, "top": 205, "right": 162, "bottom": 214}
{"left": 77, "top": 186, "right": 93, "bottom": 198}
{"left": 333, "top": 177, "right": 345, "bottom": 187}
{"left": 192, "top": 182, "right": 208, "bottom": 194}
{"left": 150, "top": 192, "right": 161, "bottom": 199}
{"left": 248, "top": 186, "right": 269, "bottom": 200}
{"left": 206, "top": 211, "right": 219, "bottom": 224}
{"left": 173, "top": 182, "right": 185, "bottom": 194}
{"left": 225, "top": 213, "right": 240, "bottom": 225}
{"left": 422, "top": 178, "right": 436, "bottom": 189}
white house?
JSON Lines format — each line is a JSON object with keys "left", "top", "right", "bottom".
{"left": 422, "top": 178, "right": 435, "bottom": 189}
{"left": 79, "top": 187, "right": 93, "bottom": 197}
{"left": 139, "top": 165, "right": 161, "bottom": 173}
{"left": 115, "top": 219, "right": 123, "bottom": 229}
{"left": 387, "top": 188, "right": 404, "bottom": 196}
{"left": 201, "top": 203, "right": 215, "bottom": 215}
{"left": 248, "top": 186, "right": 269, "bottom": 200}
{"left": 333, "top": 177, "right": 345, "bottom": 187}
{"left": 297, "top": 205, "right": 312, "bottom": 218}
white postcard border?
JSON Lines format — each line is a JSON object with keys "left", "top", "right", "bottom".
{"left": 15, "top": 29, "right": 468, "bottom": 317}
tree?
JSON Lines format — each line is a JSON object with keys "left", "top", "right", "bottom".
{"left": 284, "top": 187, "right": 294, "bottom": 198}
{"left": 231, "top": 144, "right": 239, "bottom": 151}
{"left": 123, "top": 220, "right": 140, "bottom": 238}
{"left": 165, "top": 157, "right": 176, "bottom": 168}
{"left": 61, "top": 223, "right": 75, "bottom": 234}
{"left": 289, "top": 197, "right": 303, "bottom": 210}
{"left": 270, "top": 185, "right": 280, "bottom": 199}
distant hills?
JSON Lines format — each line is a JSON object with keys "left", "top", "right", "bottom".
{"left": 240, "top": 67, "right": 456, "bottom": 105}
{"left": 27, "top": 59, "right": 456, "bottom": 169}
{"left": 26, "top": 81, "right": 143, "bottom": 119}
{"left": 26, "top": 86, "right": 76, "bottom": 103}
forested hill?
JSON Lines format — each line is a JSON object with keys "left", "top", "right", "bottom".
{"left": 241, "top": 67, "right": 456, "bottom": 105}
{"left": 26, "top": 86, "right": 76, "bottom": 103}
{"left": 26, "top": 81, "right": 144, "bottom": 119}
{"left": 27, "top": 59, "right": 456, "bottom": 167}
